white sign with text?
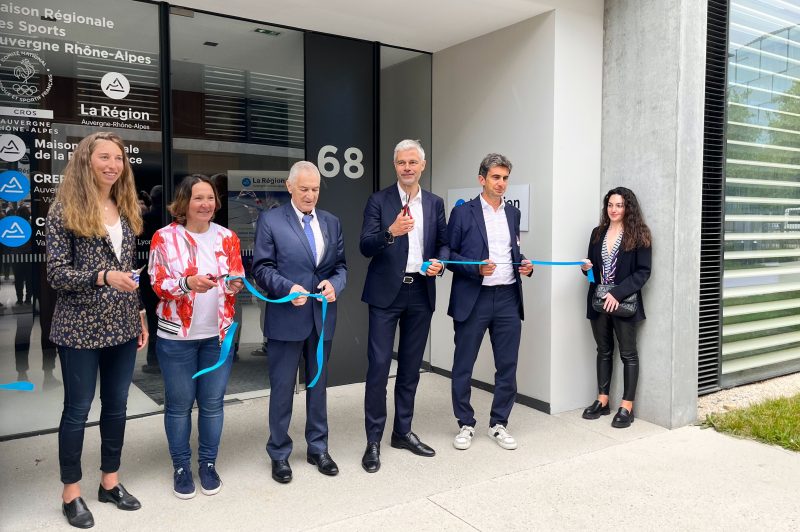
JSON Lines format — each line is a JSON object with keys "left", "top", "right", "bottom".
{"left": 446, "top": 184, "right": 530, "bottom": 232}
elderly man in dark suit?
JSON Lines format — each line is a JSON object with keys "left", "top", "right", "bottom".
{"left": 446, "top": 153, "right": 533, "bottom": 452}
{"left": 252, "top": 161, "right": 347, "bottom": 484}
{"left": 359, "top": 139, "right": 449, "bottom": 473}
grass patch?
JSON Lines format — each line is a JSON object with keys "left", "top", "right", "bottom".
{"left": 704, "top": 393, "right": 800, "bottom": 452}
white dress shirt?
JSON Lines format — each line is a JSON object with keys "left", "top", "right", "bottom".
{"left": 398, "top": 182, "right": 425, "bottom": 273}
{"left": 291, "top": 202, "right": 325, "bottom": 266}
{"left": 480, "top": 194, "right": 515, "bottom": 286}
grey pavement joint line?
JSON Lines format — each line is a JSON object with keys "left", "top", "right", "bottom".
{"left": 426, "top": 497, "right": 481, "bottom": 531}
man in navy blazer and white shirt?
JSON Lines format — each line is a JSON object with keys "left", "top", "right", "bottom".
{"left": 446, "top": 153, "right": 533, "bottom": 452}
{"left": 252, "top": 161, "right": 347, "bottom": 484}
{"left": 359, "top": 139, "right": 448, "bottom": 473}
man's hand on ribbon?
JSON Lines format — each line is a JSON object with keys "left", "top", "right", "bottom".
{"left": 518, "top": 259, "right": 533, "bottom": 277}
{"left": 389, "top": 209, "right": 414, "bottom": 237}
{"left": 479, "top": 258, "right": 496, "bottom": 277}
{"left": 424, "top": 259, "right": 443, "bottom": 276}
{"left": 317, "top": 279, "right": 337, "bottom": 302}
{"left": 290, "top": 284, "right": 309, "bottom": 306}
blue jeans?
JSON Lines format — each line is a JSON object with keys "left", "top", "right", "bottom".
{"left": 157, "top": 335, "right": 232, "bottom": 468}
{"left": 58, "top": 338, "right": 138, "bottom": 484}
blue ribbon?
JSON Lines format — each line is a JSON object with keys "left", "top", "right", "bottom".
{"left": 192, "top": 322, "right": 239, "bottom": 380}
{"left": 420, "top": 260, "right": 594, "bottom": 283}
{"left": 0, "top": 381, "right": 35, "bottom": 392}
{"left": 192, "top": 276, "right": 328, "bottom": 388}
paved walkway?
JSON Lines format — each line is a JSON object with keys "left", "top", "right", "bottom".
{"left": 1, "top": 373, "right": 798, "bottom": 531}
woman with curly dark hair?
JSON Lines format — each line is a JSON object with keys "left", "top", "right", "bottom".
{"left": 580, "top": 187, "right": 651, "bottom": 428}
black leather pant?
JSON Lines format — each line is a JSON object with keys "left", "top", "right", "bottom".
{"left": 590, "top": 313, "right": 639, "bottom": 402}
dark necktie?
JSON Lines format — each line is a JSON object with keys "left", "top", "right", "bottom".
{"left": 303, "top": 213, "right": 317, "bottom": 264}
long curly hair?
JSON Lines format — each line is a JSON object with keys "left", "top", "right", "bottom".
{"left": 55, "top": 132, "right": 142, "bottom": 237}
{"left": 592, "top": 187, "right": 651, "bottom": 251}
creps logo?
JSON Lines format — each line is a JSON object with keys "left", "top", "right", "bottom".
{"left": 0, "top": 170, "right": 30, "bottom": 201}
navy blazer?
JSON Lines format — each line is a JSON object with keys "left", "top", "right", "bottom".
{"left": 252, "top": 202, "right": 347, "bottom": 341}
{"left": 446, "top": 197, "right": 527, "bottom": 322}
{"left": 585, "top": 226, "right": 651, "bottom": 322}
{"left": 360, "top": 185, "right": 449, "bottom": 311}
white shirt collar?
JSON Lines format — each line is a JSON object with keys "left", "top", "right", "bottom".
{"left": 479, "top": 193, "right": 505, "bottom": 213}
{"left": 397, "top": 182, "right": 422, "bottom": 205}
{"left": 291, "top": 201, "right": 317, "bottom": 221}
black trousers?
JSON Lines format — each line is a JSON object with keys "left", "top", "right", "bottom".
{"left": 590, "top": 313, "right": 639, "bottom": 402}
{"left": 364, "top": 278, "right": 432, "bottom": 442}
{"left": 57, "top": 338, "right": 137, "bottom": 484}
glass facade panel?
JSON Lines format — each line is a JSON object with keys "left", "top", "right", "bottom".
{"left": 163, "top": 11, "right": 304, "bottom": 401}
{"left": 723, "top": 0, "right": 800, "bottom": 385}
{"left": 0, "top": 0, "right": 163, "bottom": 438}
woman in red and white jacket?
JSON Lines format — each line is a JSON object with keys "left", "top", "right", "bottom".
{"left": 148, "top": 174, "right": 244, "bottom": 500}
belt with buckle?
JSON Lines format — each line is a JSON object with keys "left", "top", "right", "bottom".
{"left": 402, "top": 272, "right": 425, "bottom": 284}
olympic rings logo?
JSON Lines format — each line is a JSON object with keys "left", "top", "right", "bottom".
{"left": 12, "top": 84, "right": 39, "bottom": 96}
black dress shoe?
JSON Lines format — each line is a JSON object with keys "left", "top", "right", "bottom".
{"left": 390, "top": 431, "right": 435, "bottom": 457}
{"left": 582, "top": 400, "right": 611, "bottom": 420}
{"left": 611, "top": 407, "right": 635, "bottom": 428}
{"left": 307, "top": 452, "right": 339, "bottom": 476}
{"left": 361, "top": 442, "right": 381, "bottom": 473}
{"left": 98, "top": 483, "right": 141, "bottom": 511}
{"left": 62, "top": 496, "right": 94, "bottom": 529}
{"left": 271, "top": 459, "right": 292, "bottom": 483}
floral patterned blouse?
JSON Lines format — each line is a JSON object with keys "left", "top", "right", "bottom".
{"left": 46, "top": 202, "right": 143, "bottom": 349}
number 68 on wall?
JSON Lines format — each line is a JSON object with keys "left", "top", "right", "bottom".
{"left": 317, "top": 145, "right": 365, "bottom": 179}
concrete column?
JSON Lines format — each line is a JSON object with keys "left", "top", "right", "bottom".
{"left": 601, "top": 0, "right": 707, "bottom": 428}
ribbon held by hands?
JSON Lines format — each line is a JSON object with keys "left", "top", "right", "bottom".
{"left": 192, "top": 276, "right": 328, "bottom": 388}
{"left": 420, "top": 260, "right": 594, "bottom": 283}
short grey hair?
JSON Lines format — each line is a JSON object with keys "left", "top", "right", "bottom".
{"left": 393, "top": 139, "right": 425, "bottom": 162}
{"left": 479, "top": 153, "right": 512, "bottom": 177}
{"left": 287, "top": 160, "right": 321, "bottom": 184}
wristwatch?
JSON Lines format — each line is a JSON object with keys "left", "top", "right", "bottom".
{"left": 384, "top": 229, "right": 395, "bottom": 244}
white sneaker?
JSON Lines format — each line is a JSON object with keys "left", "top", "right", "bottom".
{"left": 453, "top": 425, "right": 475, "bottom": 450}
{"left": 488, "top": 424, "right": 517, "bottom": 450}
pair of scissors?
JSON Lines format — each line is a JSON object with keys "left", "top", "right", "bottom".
{"left": 402, "top": 193, "right": 412, "bottom": 218}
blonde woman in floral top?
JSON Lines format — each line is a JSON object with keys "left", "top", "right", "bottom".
{"left": 148, "top": 174, "right": 243, "bottom": 500}
{"left": 46, "top": 132, "right": 148, "bottom": 529}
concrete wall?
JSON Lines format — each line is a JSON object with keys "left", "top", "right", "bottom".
{"left": 601, "top": 0, "right": 706, "bottom": 428}
{"left": 430, "top": 3, "right": 603, "bottom": 416}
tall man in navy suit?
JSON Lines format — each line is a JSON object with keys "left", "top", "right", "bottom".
{"left": 252, "top": 161, "right": 347, "bottom": 484}
{"left": 446, "top": 153, "right": 533, "bottom": 452}
{"left": 359, "top": 139, "right": 449, "bottom": 473}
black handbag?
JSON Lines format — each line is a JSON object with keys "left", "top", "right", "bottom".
{"left": 592, "top": 284, "right": 638, "bottom": 318}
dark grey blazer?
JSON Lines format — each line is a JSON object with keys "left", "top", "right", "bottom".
{"left": 46, "top": 202, "right": 143, "bottom": 349}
